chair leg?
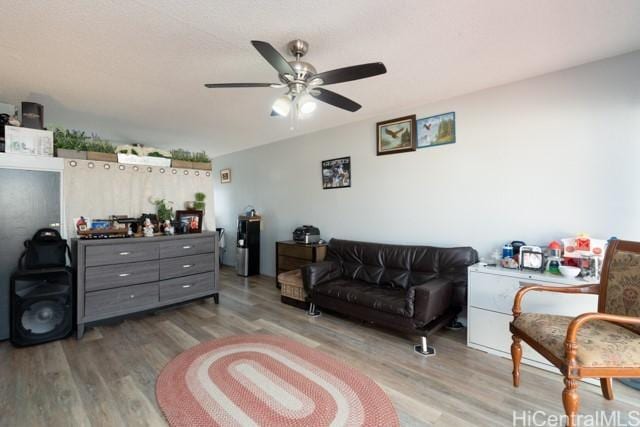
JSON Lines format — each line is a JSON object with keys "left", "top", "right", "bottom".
{"left": 510, "top": 335, "right": 522, "bottom": 387}
{"left": 562, "top": 377, "right": 580, "bottom": 427}
{"left": 600, "top": 378, "right": 614, "bottom": 400}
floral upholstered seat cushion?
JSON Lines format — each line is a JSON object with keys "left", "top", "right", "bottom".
{"left": 604, "top": 250, "right": 640, "bottom": 334}
{"left": 512, "top": 313, "right": 640, "bottom": 367}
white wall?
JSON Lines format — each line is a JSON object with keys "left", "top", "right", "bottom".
{"left": 63, "top": 160, "right": 215, "bottom": 237}
{"left": 213, "top": 51, "right": 640, "bottom": 276}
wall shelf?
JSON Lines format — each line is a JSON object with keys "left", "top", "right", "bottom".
{"left": 0, "top": 153, "right": 64, "bottom": 172}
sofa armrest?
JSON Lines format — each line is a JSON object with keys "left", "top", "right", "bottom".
{"left": 412, "top": 278, "right": 453, "bottom": 326}
{"left": 301, "top": 261, "right": 342, "bottom": 293}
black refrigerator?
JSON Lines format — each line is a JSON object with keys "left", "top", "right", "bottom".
{"left": 236, "top": 215, "right": 260, "bottom": 276}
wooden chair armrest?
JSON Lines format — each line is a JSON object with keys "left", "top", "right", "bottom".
{"left": 566, "top": 312, "right": 640, "bottom": 343}
{"left": 564, "top": 312, "right": 640, "bottom": 369}
{"left": 512, "top": 283, "right": 600, "bottom": 318}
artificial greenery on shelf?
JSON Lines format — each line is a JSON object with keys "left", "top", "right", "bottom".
{"left": 85, "top": 135, "right": 116, "bottom": 153}
{"left": 170, "top": 148, "right": 192, "bottom": 161}
{"left": 53, "top": 125, "right": 211, "bottom": 163}
{"left": 194, "top": 192, "right": 206, "bottom": 211}
{"left": 192, "top": 151, "right": 210, "bottom": 163}
{"left": 53, "top": 128, "right": 89, "bottom": 151}
{"left": 53, "top": 128, "right": 115, "bottom": 153}
{"left": 147, "top": 151, "right": 171, "bottom": 159}
{"left": 117, "top": 147, "right": 140, "bottom": 155}
{"left": 171, "top": 149, "right": 211, "bottom": 163}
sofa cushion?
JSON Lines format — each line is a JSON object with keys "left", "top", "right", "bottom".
{"left": 314, "top": 279, "right": 413, "bottom": 318}
{"left": 513, "top": 313, "right": 640, "bottom": 367}
{"left": 326, "top": 239, "right": 477, "bottom": 291}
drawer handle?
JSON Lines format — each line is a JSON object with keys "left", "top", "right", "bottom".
{"left": 182, "top": 245, "right": 192, "bottom": 249}
{"left": 119, "top": 273, "right": 131, "bottom": 277}
{"left": 129, "top": 294, "right": 136, "bottom": 299}
{"left": 183, "top": 264, "right": 193, "bottom": 268}
{"left": 182, "top": 284, "right": 192, "bottom": 288}
{"left": 119, "top": 251, "right": 131, "bottom": 256}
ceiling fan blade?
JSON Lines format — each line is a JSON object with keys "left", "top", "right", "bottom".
{"left": 311, "top": 88, "right": 361, "bottom": 112}
{"left": 204, "top": 83, "right": 281, "bottom": 88}
{"left": 311, "top": 62, "right": 386, "bottom": 86}
{"left": 250, "top": 40, "right": 295, "bottom": 76}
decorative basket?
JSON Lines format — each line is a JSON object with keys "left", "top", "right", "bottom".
{"left": 278, "top": 269, "right": 307, "bottom": 302}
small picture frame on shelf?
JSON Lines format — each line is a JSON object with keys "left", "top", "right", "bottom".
{"left": 176, "top": 210, "right": 203, "bottom": 234}
{"left": 220, "top": 168, "right": 231, "bottom": 183}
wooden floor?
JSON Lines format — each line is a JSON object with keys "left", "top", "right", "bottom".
{"left": 1, "top": 267, "right": 638, "bottom": 426}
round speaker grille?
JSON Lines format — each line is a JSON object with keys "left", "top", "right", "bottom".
{"left": 21, "top": 300, "right": 66, "bottom": 335}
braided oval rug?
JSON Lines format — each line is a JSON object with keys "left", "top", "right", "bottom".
{"left": 156, "top": 334, "right": 399, "bottom": 426}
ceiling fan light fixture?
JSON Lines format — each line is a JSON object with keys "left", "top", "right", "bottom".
{"left": 272, "top": 95, "right": 291, "bottom": 117}
{"left": 299, "top": 98, "right": 317, "bottom": 115}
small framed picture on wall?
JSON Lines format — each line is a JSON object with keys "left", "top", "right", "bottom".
{"left": 416, "top": 112, "right": 456, "bottom": 148}
{"left": 376, "top": 115, "right": 417, "bottom": 155}
{"left": 321, "top": 156, "right": 351, "bottom": 189}
{"left": 220, "top": 168, "right": 231, "bottom": 183}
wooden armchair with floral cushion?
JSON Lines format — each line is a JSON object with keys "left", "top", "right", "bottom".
{"left": 510, "top": 239, "right": 640, "bottom": 427}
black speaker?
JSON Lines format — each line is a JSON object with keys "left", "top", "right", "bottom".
{"left": 10, "top": 269, "right": 73, "bottom": 346}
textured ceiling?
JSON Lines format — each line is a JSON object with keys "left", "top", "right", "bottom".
{"left": 1, "top": 0, "right": 639, "bottom": 157}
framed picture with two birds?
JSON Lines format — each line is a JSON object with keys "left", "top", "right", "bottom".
{"left": 416, "top": 112, "right": 456, "bottom": 149}
{"left": 376, "top": 115, "right": 417, "bottom": 155}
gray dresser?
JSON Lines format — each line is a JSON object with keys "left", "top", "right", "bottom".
{"left": 74, "top": 232, "right": 219, "bottom": 338}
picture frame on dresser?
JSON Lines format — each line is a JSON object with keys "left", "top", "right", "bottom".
{"left": 175, "top": 210, "right": 203, "bottom": 233}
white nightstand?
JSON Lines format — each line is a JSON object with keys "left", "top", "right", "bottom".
{"left": 467, "top": 263, "right": 599, "bottom": 376}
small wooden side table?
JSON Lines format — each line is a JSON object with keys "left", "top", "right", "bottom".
{"left": 275, "top": 240, "right": 327, "bottom": 287}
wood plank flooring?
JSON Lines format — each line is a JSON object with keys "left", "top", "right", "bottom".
{"left": 1, "top": 267, "right": 638, "bottom": 426}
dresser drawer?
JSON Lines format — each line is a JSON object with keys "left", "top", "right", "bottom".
{"left": 159, "top": 238, "right": 215, "bottom": 259}
{"left": 85, "top": 261, "right": 159, "bottom": 291}
{"left": 468, "top": 307, "right": 550, "bottom": 366}
{"left": 468, "top": 271, "right": 599, "bottom": 316}
{"left": 468, "top": 272, "right": 519, "bottom": 314}
{"left": 160, "top": 253, "right": 214, "bottom": 280}
{"left": 159, "top": 272, "right": 215, "bottom": 303}
{"left": 85, "top": 242, "right": 159, "bottom": 267}
{"left": 85, "top": 283, "right": 158, "bottom": 319}
{"left": 278, "top": 243, "right": 314, "bottom": 260}
{"left": 278, "top": 255, "right": 312, "bottom": 271}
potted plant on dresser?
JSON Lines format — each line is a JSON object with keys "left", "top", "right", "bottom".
{"left": 53, "top": 128, "right": 88, "bottom": 159}
{"left": 194, "top": 192, "right": 206, "bottom": 212}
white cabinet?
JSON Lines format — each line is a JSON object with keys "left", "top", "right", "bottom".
{"left": 467, "top": 263, "right": 599, "bottom": 376}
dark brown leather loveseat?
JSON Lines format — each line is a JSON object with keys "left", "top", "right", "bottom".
{"left": 301, "top": 239, "right": 478, "bottom": 356}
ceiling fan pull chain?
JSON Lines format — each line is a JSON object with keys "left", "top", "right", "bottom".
{"left": 289, "top": 101, "right": 297, "bottom": 130}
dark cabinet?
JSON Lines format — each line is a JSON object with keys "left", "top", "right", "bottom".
{"left": 275, "top": 240, "right": 327, "bottom": 286}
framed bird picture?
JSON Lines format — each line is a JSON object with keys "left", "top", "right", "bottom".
{"left": 416, "top": 112, "right": 456, "bottom": 149}
{"left": 376, "top": 115, "right": 417, "bottom": 155}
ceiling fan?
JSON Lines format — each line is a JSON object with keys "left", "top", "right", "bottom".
{"left": 204, "top": 39, "right": 387, "bottom": 119}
